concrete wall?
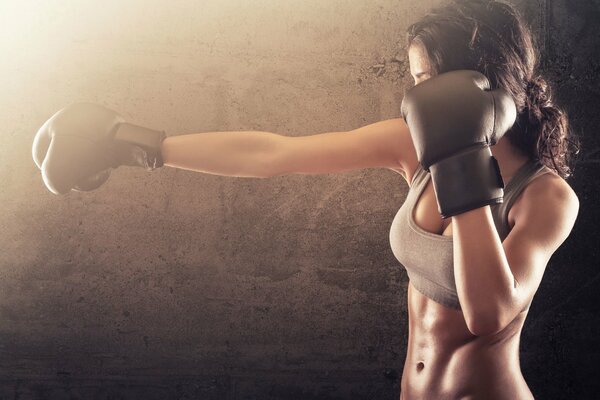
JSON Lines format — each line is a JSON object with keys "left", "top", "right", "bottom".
{"left": 0, "top": 0, "right": 597, "bottom": 399}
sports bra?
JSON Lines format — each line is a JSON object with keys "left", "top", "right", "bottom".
{"left": 389, "top": 158, "right": 552, "bottom": 310}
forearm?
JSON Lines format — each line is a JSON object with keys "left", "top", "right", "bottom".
{"left": 452, "top": 206, "right": 518, "bottom": 335}
{"left": 160, "top": 131, "right": 284, "bottom": 178}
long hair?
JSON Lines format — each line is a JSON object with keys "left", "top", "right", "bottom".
{"left": 407, "top": 0, "right": 580, "bottom": 179}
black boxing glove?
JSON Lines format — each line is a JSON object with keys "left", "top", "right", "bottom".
{"left": 32, "top": 103, "right": 166, "bottom": 195}
{"left": 401, "top": 70, "right": 517, "bottom": 218}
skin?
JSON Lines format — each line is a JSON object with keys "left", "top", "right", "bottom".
{"left": 161, "top": 41, "right": 579, "bottom": 400}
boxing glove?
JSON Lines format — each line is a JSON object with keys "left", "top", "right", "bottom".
{"left": 401, "top": 70, "right": 517, "bottom": 218}
{"left": 32, "top": 103, "right": 166, "bottom": 195}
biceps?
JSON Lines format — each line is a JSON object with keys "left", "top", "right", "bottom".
{"left": 274, "top": 118, "right": 415, "bottom": 176}
{"left": 502, "top": 219, "right": 567, "bottom": 309}
{"left": 504, "top": 232, "right": 549, "bottom": 296}
{"left": 500, "top": 231, "right": 548, "bottom": 314}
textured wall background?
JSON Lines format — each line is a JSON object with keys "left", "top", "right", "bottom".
{"left": 0, "top": 0, "right": 597, "bottom": 399}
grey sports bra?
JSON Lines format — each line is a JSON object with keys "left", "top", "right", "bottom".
{"left": 389, "top": 158, "right": 552, "bottom": 310}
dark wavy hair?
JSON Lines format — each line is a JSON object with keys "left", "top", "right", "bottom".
{"left": 407, "top": 0, "right": 580, "bottom": 179}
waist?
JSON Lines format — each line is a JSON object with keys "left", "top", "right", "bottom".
{"left": 404, "top": 283, "right": 529, "bottom": 399}
{"left": 402, "top": 334, "right": 528, "bottom": 400}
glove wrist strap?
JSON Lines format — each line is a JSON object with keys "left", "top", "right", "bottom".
{"left": 428, "top": 145, "right": 505, "bottom": 219}
{"left": 113, "top": 123, "right": 167, "bottom": 170}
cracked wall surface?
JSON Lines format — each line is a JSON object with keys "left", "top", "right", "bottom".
{"left": 0, "top": 0, "right": 598, "bottom": 399}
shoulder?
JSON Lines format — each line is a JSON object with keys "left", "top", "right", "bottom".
{"left": 520, "top": 170, "right": 578, "bottom": 212}
{"left": 511, "top": 169, "right": 579, "bottom": 239}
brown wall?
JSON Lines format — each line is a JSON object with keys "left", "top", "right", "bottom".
{"left": 0, "top": 0, "right": 597, "bottom": 398}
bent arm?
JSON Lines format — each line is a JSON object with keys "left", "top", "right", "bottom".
{"left": 161, "top": 118, "right": 414, "bottom": 178}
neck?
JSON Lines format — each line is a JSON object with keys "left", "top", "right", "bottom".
{"left": 490, "top": 137, "right": 531, "bottom": 183}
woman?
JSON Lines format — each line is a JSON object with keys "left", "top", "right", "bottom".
{"left": 33, "top": 0, "right": 579, "bottom": 398}
{"left": 163, "top": 0, "right": 579, "bottom": 392}
{"left": 163, "top": 1, "right": 578, "bottom": 398}
{"left": 386, "top": 1, "right": 580, "bottom": 398}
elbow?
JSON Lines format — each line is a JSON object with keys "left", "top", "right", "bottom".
{"left": 252, "top": 153, "right": 288, "bottom": 179}
{"left": 467, "top": 322, "right": 501, "bottom": 337}
{"left": 465, "top": 312, "right": 504, "bottom": 337}
{"left": 263, "top": 167, "right": 287, "bottom": 179}
{"left": 262, "top": 143, "right": 289, "bottom": 178}
{"left": 464, "top": 291, "right": 520, "bottom": 337}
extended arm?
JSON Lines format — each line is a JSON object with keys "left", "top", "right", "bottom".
{"left": 161, "top": 118, "right": 414, "bottom": 178}
{"left": 33, "top": 102, "right": 415, "bottom": 194}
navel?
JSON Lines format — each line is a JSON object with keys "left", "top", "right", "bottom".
{"left": 416, "top": 361, "right": 425, "bottom": 372}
